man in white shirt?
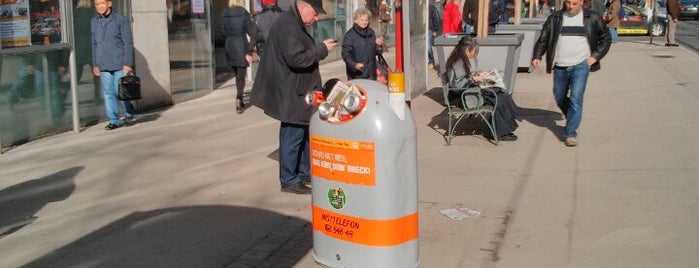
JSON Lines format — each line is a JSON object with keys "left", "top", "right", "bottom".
{"left": 532, "top": 0, "right": 611, "bottom": 147}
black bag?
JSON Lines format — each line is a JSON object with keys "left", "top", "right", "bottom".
{"left": 118, "top": 73, "right": 141, "bottom": 101}
{"left": 376, "top": 54, "right": 392, "bottom": 85}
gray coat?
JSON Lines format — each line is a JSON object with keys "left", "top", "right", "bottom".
{"left": 91, "top": 11, "right": 133, "bottom": 71}
{"left": 249, "top": 6, "right": 329, "bottom": 124}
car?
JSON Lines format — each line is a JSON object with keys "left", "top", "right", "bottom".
{"left": 615, "top": 4, "right": 666, "bottom": 36}
{"left": 654, "top": 0, "right": 667, "bottom": 20}
{"left": 680, "top": 0, "right": 699, "bottom": 20}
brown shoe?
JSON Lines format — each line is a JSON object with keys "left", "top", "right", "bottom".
{"left": 564, "top": 137, "right": 577, "bottom": 147}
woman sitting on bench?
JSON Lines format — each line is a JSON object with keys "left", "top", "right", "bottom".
{"left": 442, "top": 36, "right": 519, "bottom": 141}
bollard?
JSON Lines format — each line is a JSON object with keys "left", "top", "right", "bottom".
{"left": 309, "top": 79, "right": 419, "bottom": 268}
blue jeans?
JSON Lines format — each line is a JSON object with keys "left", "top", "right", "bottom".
{"left": 279, "top": 122, "right": 310, "bottom": 187}
{"left": 609, "top": 27, "right": 618, "bottom": 44}
{"left": 553, "top": 61, "right": 589, "bottom": 138}
{"left": 428, "top": 33, "right": 435, "bottom": 65}
{"left": 100, "top": 70, "right": 135, "bottom": 125}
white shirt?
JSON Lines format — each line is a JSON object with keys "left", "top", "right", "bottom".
{"left": 555, "top": 11, "right": 590, "bottom": 67}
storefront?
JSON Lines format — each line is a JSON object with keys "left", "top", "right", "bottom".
{"left": 0, "top": 0, "right": 397, "bottom": 151}
{"left": 0, "top": 0, "right": 215, "bottom": 151}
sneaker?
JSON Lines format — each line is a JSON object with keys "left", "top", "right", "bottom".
{"left": 281, "top": 182, "right": 312, "bottom": 194}
{"left": 123, "top": 116, "right": 134, "bottom": 126}
{"left": 564, "top": 137, "right": 577, "bottom": 147}
{"left": 428, "top": 63, "right": 435, "bottom": 69}
{"left": 104, "top": 123, "right": 121, "bottom": 130}
{"left": 665, "top": 43, "right": 679, "bottom": 47}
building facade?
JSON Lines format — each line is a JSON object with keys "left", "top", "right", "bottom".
{"left": 0, "top": 0, "right": 395, "bottom": 151}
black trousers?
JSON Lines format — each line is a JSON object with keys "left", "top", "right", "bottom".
{"left": 483, "top": 88, "right": 518, "bottom": 137}
{"left": 231, "top": 67, "right": 246, "bottom": 100}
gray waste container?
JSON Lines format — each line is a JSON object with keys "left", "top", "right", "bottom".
{"left": 310, "top": 79, "right": 419, "bottom": 268}
{"left": 496, "top": 24, "right": 543, "bottom": 72}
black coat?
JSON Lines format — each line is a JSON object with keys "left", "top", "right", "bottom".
{"left": 220, "top": 7, "right": 256, "bottom": 68}
{"left": 249, "top": 7, "right": 329, "bottom": 124}
{"left": 532, "top": 9, "right": 611, "bottom": 73}
{"left": 341, "top": 24, "right": 381, "bottom": 80}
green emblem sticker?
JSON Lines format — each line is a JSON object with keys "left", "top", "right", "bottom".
{"left": 328, "top": 187, "right": 347, "bottom": 210}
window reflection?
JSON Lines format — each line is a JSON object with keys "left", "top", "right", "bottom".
{"left": 168, "top": 0, "right": 214, "bottom": 102}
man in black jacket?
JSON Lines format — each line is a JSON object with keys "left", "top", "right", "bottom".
{"left": 250, "top": 0, "right": 337, "bottom": 194}
{"left": 532, "top": 0, "right": 610, "bottom": 147}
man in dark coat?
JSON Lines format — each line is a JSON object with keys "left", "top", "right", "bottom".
{"left": 250, "top": 0, "right": 337, "bottom": 194}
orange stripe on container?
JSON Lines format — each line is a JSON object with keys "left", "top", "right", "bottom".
{"left": 312, "top": 205, "right": 418, "bottom": 247}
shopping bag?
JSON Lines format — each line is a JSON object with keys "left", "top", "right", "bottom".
{"left": 376, "top": 54, "right": 392, "bottom": 85}
{"left": 118, "top": 73, "right": 141, "bottom": 101}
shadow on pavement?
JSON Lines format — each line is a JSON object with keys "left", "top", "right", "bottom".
{"left": 22, "top": 205, "right": 312, "bottom": 268}
{"left": 517, "top": 106, "right": 565, "bottom": 141}
{"left": 0, "top": 167, "right": 81, "bottom": 238}
{"left": 423, "top": 86, "right": 501, "bottom": 143}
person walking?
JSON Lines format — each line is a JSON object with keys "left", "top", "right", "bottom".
{"left": 91, "top": 0, "right": 136, "bottom": 130}
{"left": 254, "top": 0, "right": 282, "bottom": 58}
{"left": 378, "top": 0, "right": 391, "bottom": 40}
{"left": 442, "top": 0, "right": 463, "bottom": 34}
{"left": 221, "top": 0, "right": 257, "bottom": 114}
{"left": 341, "top": 8, "right": 384, "bottom": 81}
{"left": 428, "top": 0, "right": 443, "bottom": 69}
{"left": 249, "top": 0, "right": 337, "bottom": 194}
{"left": 665, "top": 0, "right": 680, "bottom": 47}
{"left": 531, "top": 0, "right": 611, "bottom": 147}
{"left": 605, "top": 0, "right": 621, "bottom": 44}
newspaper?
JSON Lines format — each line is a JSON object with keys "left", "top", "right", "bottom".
{"left": 439, "top": 207, "right": 481, "bottom": 220}
{"left": 479, "top": 69, "right": 506, "bottom": 90}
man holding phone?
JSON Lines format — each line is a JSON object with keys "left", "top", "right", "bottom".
{"left": 250, "top": 0, "right": 337, "bottom": 194}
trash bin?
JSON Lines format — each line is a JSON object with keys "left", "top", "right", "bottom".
{"left": 434, "top": 33, "right": 524, "bottom": 94}
{"left": 309, "top": 79, "right": 419, "bottom": 268}
{"left": 496, "top": 23, "right": 543, "bottom": 72}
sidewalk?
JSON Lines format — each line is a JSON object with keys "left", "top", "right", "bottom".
{"left": 1, "top": 41, "right": 698, "bottom": 267}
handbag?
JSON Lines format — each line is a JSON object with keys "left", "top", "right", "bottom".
{"left": 118, "top": 73, "right": 142, "bottom": 101}
{"left": 376, "top": 54, "right": 392, "bottom": 85}
{"left": 380, "top": 11, "right": 391, "bottom": 22}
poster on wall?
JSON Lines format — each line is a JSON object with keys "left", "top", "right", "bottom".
{"left": 192, "top": 0, "right": 204, "bottom": 14}
{"left": 28, "top": 0, "right": 62, "bottom": 45}
{"left": 0, "top": 0, "right": 31, "bottom": 48}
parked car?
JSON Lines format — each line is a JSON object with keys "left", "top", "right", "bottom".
{"left": 680, "top": 0, "right": 699, "bottom": 20}
{"left": 615, "top": 4, "right": 666, "bottom": 36}
{"left": 654, "top": 0, "right": 667, "bottom": 20}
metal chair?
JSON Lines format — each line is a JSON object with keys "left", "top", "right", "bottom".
{"left": 441, "top": 84, "right": 499, "bottom": 145}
